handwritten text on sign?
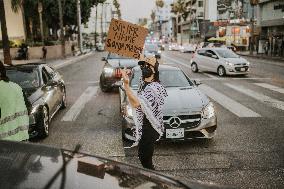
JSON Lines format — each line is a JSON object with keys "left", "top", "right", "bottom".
{"left": 105, "top": 19, "right": 148, "bottom": 59}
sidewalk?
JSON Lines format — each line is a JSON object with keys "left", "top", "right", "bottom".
{"left": 237, "top": 51, "right": 284, "bottom": 62}
{"left": 10, "top": 50, "right": 96, "bottom": 69}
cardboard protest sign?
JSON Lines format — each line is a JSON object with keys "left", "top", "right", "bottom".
{"left": 105, "top": 19, "right": 148, "bottom": 59}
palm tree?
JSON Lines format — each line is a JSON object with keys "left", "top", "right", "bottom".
{"left": 0, "top": 0, "right": 12, "bottom": 65}
{"left": 171, "top": 0, "right": 187, "bottom": 43}
{"left": 150, "top": 10, "right": 156, "bottom": 31}
{"left": 156, "top": 0, "right": 164, "bottom": 8}
{"left": 11, "top": 0, "right": 27, "bottom": 41}
{"left": 113, "top": 0, "right": 121, "bottom": 19}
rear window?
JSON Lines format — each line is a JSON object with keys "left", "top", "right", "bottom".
{"left": 6, "top": 67, "right": 40, "bottom": 89}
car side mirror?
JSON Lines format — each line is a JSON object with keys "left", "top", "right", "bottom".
{"left": 113, "top": 81, "right": 125, "bottom": 90}
{"left": 101, "top": 57, "right": 106, "bottom": 61}
{"left": 193, "top": 79, "right": 202, "bottom": 86}
{"left": 46, "top": 80, "right": 57, "bottom": 86}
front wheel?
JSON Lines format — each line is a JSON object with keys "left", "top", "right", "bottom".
{"left": 191, "top": 63, "right": 199, "bottom": 73}
{"left": 217, "top": 66, "right": 226, "bottom": 77}
{"left": 61, "top": 88, "right": 67, "bottom": 109}
{"left": 38, "top": 106, "right": 49, "bottom": 138}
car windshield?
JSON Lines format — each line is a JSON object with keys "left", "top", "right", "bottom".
{"left": 130, "top": 69, "right": 193, "bottom": 88}
{"left": 145, "top": 44, "right": 158, "bottom": 52}
{"left": 108, "top": 53, "right": 130, "bottom": 59}
{"left": 6, "top": 68, "right": 40, "bottom": 89}
{"left": 215, "top": 49, "right": 239, "bottom": 58}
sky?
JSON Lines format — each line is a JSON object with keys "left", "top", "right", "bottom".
{"left": 119, "top": 0, "right": 156, "bottom": 23}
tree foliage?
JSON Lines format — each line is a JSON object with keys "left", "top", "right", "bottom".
{"left": 156, "top": 0, "right": 164, "bottom": 8}
{"left": 113, "top": 0, "right": 121, "bottom": 19}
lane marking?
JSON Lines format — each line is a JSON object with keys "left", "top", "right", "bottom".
{"left": 199, "top": 85, "right": 261, "bottom": 117}
{"left": 163, "top": 54, "right": 191, "bottom": 68}
{"left": 51, "top": 52, "right": 93, "bottom": 69}
{"left": 225, "top": 83, "right": 284, "bottom": 111}
{"left": 254, "top": 83, "right": 284, "bottom": 94}
{"left": 61, "top": 86, "right": 99, "bottom": 121}
{"left": 203, "top": 73, "right": 218, "bottom": 79}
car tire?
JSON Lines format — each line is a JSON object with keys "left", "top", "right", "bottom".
{"left": 38, "top": 106, "right": 49, "bottom": 138}
{"left": 217, "top": 66, "right": 226, "bottom": 77}
{"left": 191, "top": 62, "right": 199, "bottom": 73}
{"left": 61, "top": 88, "right": 67, "bottom": 109}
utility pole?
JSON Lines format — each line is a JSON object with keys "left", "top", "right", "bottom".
{"left": 95, "top": 5, "right": 98, "bottom": 46}
{"left": 58, "top": 0, "right": 65, "bottom": 58}
{"left": 203, "top": 0, "right": 206, "bottom": 42}
{"left": 77, "top": 0, "right": 83, "bottom": 53}
{"left": 101, "top": 3, "right": 104, "bottom": 43}
{"left": 250, "top": 5, "right": 255, "bottom": 55}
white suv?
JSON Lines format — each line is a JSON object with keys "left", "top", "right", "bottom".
{"left": 191, "top": 47, "right": 250, "bottom": 76}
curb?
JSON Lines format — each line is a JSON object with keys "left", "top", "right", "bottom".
{"left": 237, "top": 53, "right": 284, "bottom": 63}
{"left": 51, "top": 52, "right": 95, "bottom": 69}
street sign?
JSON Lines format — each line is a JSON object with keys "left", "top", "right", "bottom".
{"left": 105, "top": 18, "right": 148, "bottom": 59}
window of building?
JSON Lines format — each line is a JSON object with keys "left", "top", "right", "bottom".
{"left": 198, "top": 1, "right": 203, "bottom": 7}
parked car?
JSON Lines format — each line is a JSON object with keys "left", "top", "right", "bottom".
{"left": 118, "top": 64, "right": 217, "bottom": 141}
{"left": 5, "top": 63, "right": 66, "bottom": 138}
{"left": 191, "top": 48, "right": 250, "bottom": 76}
{"left": 179, "top": 44, "right": 196, "bottom": 53}
{"left": 100, "top": 53, "right": 138, "bottom": 92}
{"left": 0, "top": 140, "right": 200, "bottom": 189}
{"left": 144, "top": 43, "right": 161, "bottom": 59}
{"left": 168, "top": 43, "right": 180, "bottom": 51}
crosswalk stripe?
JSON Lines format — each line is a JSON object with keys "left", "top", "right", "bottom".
{"left": 254, "top": 83, "right": 284, "bottom": 94}
{"left": 61, "top": 86, "right": 98, "bottom": 121}
{"left": 225, "top": 83, "right": 284, "bottom": 111}
{"left": 199, "top": 85, "right": 261, "bottom": 117}
{"left": 202, "top": 73, "right": 218, "bottom": 79}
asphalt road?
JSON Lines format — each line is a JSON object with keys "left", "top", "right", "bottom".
{"left": 38, "top": 51, "right": 284, "bottom": 189}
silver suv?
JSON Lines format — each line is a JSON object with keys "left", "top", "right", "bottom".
{"left": 191, "top": 47, "right": 250, "bottom": 76}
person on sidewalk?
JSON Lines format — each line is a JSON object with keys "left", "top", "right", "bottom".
{"left": 121, "top": 55, "right": 167, "bottom": 170}
{"left": 42, "top": 46, "right": 47, "bottom": 60}
{"left": 0, "top": 61, "right": 29, "bottom": 141}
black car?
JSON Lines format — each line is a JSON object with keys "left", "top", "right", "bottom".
{"left": 0, "top": 140, "right": 227, "bottom": 189}
{"left": 5, "top": 63, "right": 66, "bottom": 139}
{"left": 100, "top": 53, "right": 138, "bottom": 92}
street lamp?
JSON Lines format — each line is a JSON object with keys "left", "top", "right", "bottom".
{"left": 38, "top": 1, "right": 44, "bottom": 45}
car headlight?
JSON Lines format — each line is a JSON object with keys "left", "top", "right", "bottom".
{"left": 202, "top": 102, "right": 215, "bottom": 119}
{"left": 247, "top": 62, "right": 250, "bottom": 66}
{"left": 225, "top": 61, "right": 234, "bottom": 67}
{"left": 103, "top": 66, "right": 114, "bottom": 77}
{"left": 30, "top": 104, "right": 40, "bottom": 115}
{"left": 158, "top": 50, "right": 161, "bottom": 54}
{"left": 126, "top": 105, "right": 133, "bottom": 119}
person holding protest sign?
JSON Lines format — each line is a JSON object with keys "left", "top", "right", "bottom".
{"left": 120, "top": 55, "right": 167, "bottom": 170}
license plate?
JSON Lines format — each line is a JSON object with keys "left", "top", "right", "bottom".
{"left": 240, "top": 68, "right": 246, "bottom": 71}
{"left": 166, "top": 128, "right": 184, "bottom": 139}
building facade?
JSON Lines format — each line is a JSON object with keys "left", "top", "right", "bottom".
{"left": 257, "top": 0, "right": 284, "bottom": 56}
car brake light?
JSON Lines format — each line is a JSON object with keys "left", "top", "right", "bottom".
{"left": 192, "top": 53, "right": 196, "bottom": 59}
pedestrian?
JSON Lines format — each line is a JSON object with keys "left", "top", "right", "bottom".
{"left": 0, "top": 61, "right": 29, "bottom": 141}
{"left": 120, "top": 55, "right": 167, "bottom": 170}
{"left": 71, "top": 44, "right": 75, "bottom": 56}
{"left": 42, "top": 46, "right": 47, "bottom": 60}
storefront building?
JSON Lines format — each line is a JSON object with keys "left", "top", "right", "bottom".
{"left": 257, "top": 0, "right": 284, "bottom": 56}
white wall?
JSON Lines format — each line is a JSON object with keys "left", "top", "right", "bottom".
{"left": 206, "top": 0, "right": 217, "bottom": 21}
{"left": 0, "top": 0, "right": 25, "bottom": 40}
